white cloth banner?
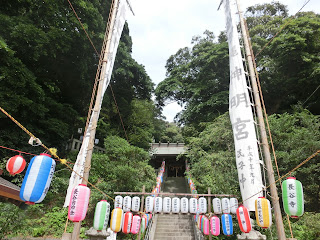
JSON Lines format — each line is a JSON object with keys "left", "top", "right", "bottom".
{"left": 223, "top": 0, "right": 263, "bottom": 211}
{"left": 64, "top": 0, "right": 127, "bottom": 207}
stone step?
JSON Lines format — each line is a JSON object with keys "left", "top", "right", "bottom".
{"left": 156, "top": 228, "right": 193, "bottom": 233}
{"left": 154, "top": 237, "right": 194, "bottom": 240}
{"left": 155, "top": 232, "right": 194, "bottom": 237}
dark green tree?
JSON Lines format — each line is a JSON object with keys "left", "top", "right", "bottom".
{"left": 155, "top": 30, "right": 229, "bottom": 127}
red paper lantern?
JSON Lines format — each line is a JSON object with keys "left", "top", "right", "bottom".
{"left": 122, "top": 212, "right": 133, "bottom": 234}
{"left": 6, "top": 155, "right": 26, "bottom": 175}
{"left": 236, "top": 205, "right": 252, "bottom": 233}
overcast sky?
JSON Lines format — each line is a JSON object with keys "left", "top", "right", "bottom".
{"left": 126, "top": 0, "right": 318, "bottom": 122}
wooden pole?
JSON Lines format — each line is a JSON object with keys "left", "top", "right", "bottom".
{"left": 137, "top": 185, "right": 145, "bottom": 240}
{"left": 208, "top": 188, "right": 212, "bottom": 240}
{"left": 71, "top": 1, "right": 119, "bottom": 239}
{"left": 235, "top": 1, "right": 286, "bottom": 239}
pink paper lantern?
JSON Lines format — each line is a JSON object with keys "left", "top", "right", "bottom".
{"left": 210, "top": 216, "right": 220, "bottom": 236}
{"left": 6, "top": 155, "right": 26, "bottom": 175}
{"left": 237, "top": 205, "right": 252, "bottom": 233}
{"left": 202, "top": 217, "right": 210, "bottom": 235}
{"left": 68, "top": 184, "right": 90, "bottom": 222}
{"left": 130, "top": 215, "right": 141, "bottom": 234}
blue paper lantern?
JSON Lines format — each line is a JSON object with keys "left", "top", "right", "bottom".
{"left": 221, "top": 214, "right": 233, "bottom": 236}
{"left": 20, "top": 153, "right": 55, "bottom": 204}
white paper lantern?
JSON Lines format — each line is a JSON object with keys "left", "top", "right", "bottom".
{"left": 131, "top": 196, "right": 140, "bottom": 212}
{"left": 114, "top": 195, "right": 123, "bottom": 208}
{"left": 123, "top": 196, "right": 132, "bottom": 212}
{"left": 180, "top": 197, "right": 189, "bottom": 213}
{"left": 145, "top": 196, "right": 154, "bottom": 213}
{"left": 189, "top": 198, "right": 198, "bottom": 214}
{"left": 163, "top": 197, "right": 171, "bottom": 213}
{"left": 221, "top": 198, "right": 230, "bottom": 214}
{"left": 172, "top": 197, "right": 180, "bottom": 213}
{"left": 230, "top": 198, "right": 238, "bottom": 214}
{"left": 199, "top": 197, "right": 207, "bottom": 214}
{"left": 213, "top": 198, "right": 222, "bottom": 214}
{"left": 154, "top": 197, "right": 163, "bottom": 213}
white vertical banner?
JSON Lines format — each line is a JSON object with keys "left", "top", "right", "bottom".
{"left": 64, "top": 0, "right": 127, "bottom": 207}
{"left": 223, "top": 0, "right": 263, "bottom": 211}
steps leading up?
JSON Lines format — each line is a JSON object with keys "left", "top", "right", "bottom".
{"left": 162, "top": 177, "right": 188, "bottom": 193}
{"left": 154, "top": 214, "right": 195, "bottom": 240}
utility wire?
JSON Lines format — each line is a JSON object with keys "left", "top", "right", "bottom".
{"left": 302, "top": 84, "right": 320, "bottom": 106}
{"left": 67, "top": 0, "right": 129, "bottom": 142}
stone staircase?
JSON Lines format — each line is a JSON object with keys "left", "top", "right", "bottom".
{"left": 152, "top": 177, "right": 195, "bottom": 240}
{"left": 154, "top": 214, "right": 195, "bottom": 240}
{"left": 162, "top": 177, "right": 188, "bottom": 193}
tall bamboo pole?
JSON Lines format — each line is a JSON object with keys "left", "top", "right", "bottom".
{"left": 70, "top": 1, "right": 119, "bottom": 239}
{"left": 235, "top": 1, "right": 286, "bottom": 239}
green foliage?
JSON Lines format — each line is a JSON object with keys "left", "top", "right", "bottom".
{"left": 160, "top": 122, "right": 184, "bottom": 143}
{"left": 0, "top": 203, "right": 72, "bottom": 238}
{"left": 86, "top": 135, "right": 156, "bottom": 226}
{"left": 268, "top": 107, "right": 320, "bottom": 211}
{"left": 155, "top": 31, "right": 229, "bottom": 127}
{"left": 186, "top": 113, "right": 240, "bottom": 195}
{"left": 246, "top": 4, "right": 320, "bottom": 114}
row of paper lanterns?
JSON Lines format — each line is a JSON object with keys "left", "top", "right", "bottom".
{"left": 196, "top": 197, "right": 272, "bottom": 236}
{"left": 6, "top": 154, "right": 305, "bottom": 225}
{"left": 93, "top": 200, "right": 152, "bottom": 234}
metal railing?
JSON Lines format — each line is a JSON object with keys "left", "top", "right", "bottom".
{"left": 143, "top": 215, "right": 154, "bottom": 240}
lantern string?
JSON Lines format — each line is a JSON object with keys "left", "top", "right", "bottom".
{"left": 0, "top": 145, "right": 37, "bottom": 156}
{"left": 0, "top": 106, "right": 141, "bottom": 214}
{"left": 230, "top": 150, "right": 320, "bottom": 211}
{"left": 0, "top": 145, "right": 74, "bottom": 165}
{"left": 0, "top": 106, "right": 67, "bottom": 164}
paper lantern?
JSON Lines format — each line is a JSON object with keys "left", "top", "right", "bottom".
{"left": 221, "top": 214, "right": 233, "bottom": 235}
{"left": 114, "top": 195, "right": 123, "bottom": 208}
{"left": 123, "top": 196, "right": 132, "bottom": 212}
{"left": 202, "top": 217, "right": 210, "bottom": 235}
{"left": 237, "top": 205, "right": 252, "bottom": 233}
{"left": 213, "top": 198, "right": 222, "bottom": 214}
{"left": 189, "top": 198, "right": 197, "bottom": 214}
{"left": 145, "top": 196, "right": 154, "bottom": 213}
{"left": 222, "top": 198, "right": 230, "bottom": 214}
{"left": 68, "top": 184, "right": 90, "bottom": 222}
{"left": 140, "top": 216, "right": 147, "bottom": 233}
{"left": 255, "top": 197, "right": 272, "bottom": 229}
{"left": 180, "top": 197, "right": 189, "bottom": 213}
{"left": 172, "top": 197, "right": 180, "bottom": 213}
{"left": 20, "top": 153, "right": 56, "bottom": 204}
{"left": 230, "top": 198, "right": 238, "bottom": 214}
{"left": 130, "top": 215, "right": 141, "bottom": 234}
{"left": 163, "top": 197, "right": 171, "bottom": 213}
{"left": 282, "top": 177, "right": 304, "bottom": 218}
{"left": 6, "top": 155, "right": 26, "bottom": 175}
{"left": 210, "top": 216, "right": 220, "bottom": 236}
{"left": 198, "top": 215, "right": 203, "bottom": 229}
{"left": 154, "top": 197, "right": 163, "bottom": 213}
{"left": 131, "top": 196, "right": 140, "bottom": 212}
{"left": 93, "top": 200, "right": 110, "bottom": 231}
{"left": 110, "top": 207, "right": 123, "bottom": 232}
{"left": 199, "top": 197, "right": 207, "bottom": 214}
{"left": 122, "top": 212, "right": 133, "bottom": 234}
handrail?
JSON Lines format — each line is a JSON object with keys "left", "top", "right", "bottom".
{"left": 143, "top": 215, "right": 154, "bottom": 240}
